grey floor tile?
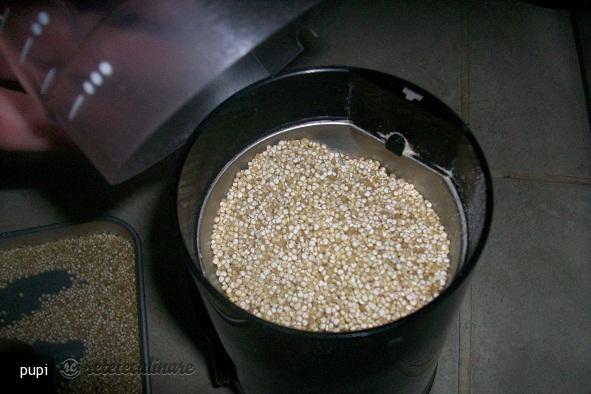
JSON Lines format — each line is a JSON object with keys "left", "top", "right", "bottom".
{"left": 0, "top": 189, "right": 64, "bottom": 233}
{"left": 432, "top": 314, "right": 460, "bottom": 394}
{"left": 292, "top": 0, "right": 462, "bottom": 111}
{"left": 470, "top": 178, "right": 591, "bottom": 394}
{"left": 468, "top": 0, "right": 591, "bottom": 177}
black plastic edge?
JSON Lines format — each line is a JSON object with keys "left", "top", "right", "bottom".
{"left": 571, "top": 9, "right": 591, "bottom": 133}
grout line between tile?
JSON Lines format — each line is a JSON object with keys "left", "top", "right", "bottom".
{"left": 491, "top": 170, "right": 591, "bottom": 185}
{"left": 458, "top": 286, "right": 472, "bottom": 394}
{"left": 458, "top": 0, "right": 472, "bottom": 393}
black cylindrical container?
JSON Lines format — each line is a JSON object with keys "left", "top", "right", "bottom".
{"left": 177, "top": 67, "right": 492, "bottom": 394}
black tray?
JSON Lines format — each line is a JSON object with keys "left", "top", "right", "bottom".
{"left": 0, "top": 217, "right": 151, "bottom": 394}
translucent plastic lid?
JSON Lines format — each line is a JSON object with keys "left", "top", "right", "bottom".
{"left": 0, "top": 0, "right": 317, "bottom": 183}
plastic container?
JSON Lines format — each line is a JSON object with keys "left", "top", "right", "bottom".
{"left": 177, "top": 66, "right": 493, "bottom": 394}
{"left": 0, "top": 1, "right": 317, "bottom": 184}
{"left": 0, "top": 217, "right": 151, "bottom": 393}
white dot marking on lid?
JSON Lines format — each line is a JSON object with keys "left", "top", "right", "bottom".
{"left": 31, "top": 22, "right": 42, "bottom": 35}
{"left": 99, "top": 61, "right": 113, "bottom": 76}
{"left": 83, "top": 81, "right": 95, "bottom": 95}
{"left": 38, "top": 11, "right": 49, "bottom": 25}
{"left": 90, "top": 71, "right": 103, "bottom": 86}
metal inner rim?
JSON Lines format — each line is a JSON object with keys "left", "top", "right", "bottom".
{"left": 197, "top": 120, "right": 467, "bottom": 319}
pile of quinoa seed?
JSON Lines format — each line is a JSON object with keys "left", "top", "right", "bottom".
{"left": 211, "top": 138, "right": 451, "bottom": 332}
{"left": 0, "top": 233, "right": 142, "bottom": 393}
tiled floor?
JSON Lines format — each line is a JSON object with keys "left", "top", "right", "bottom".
{"left": 470, "top": 179, "right": 591, "bottom": 394}
{"left": 1, "top": 0, "right": 590, "bottom": 393}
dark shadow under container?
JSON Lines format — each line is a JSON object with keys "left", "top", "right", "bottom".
{"left": 176, "top": 67, "right": 493, "bottom": 394}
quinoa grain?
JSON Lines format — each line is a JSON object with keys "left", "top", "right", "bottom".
{"left": 211, "top": 139, "right": 451, "bottom": 332}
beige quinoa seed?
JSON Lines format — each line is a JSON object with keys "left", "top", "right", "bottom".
{"left": 211, "top": 138, "right": 451, "bottom": 332}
